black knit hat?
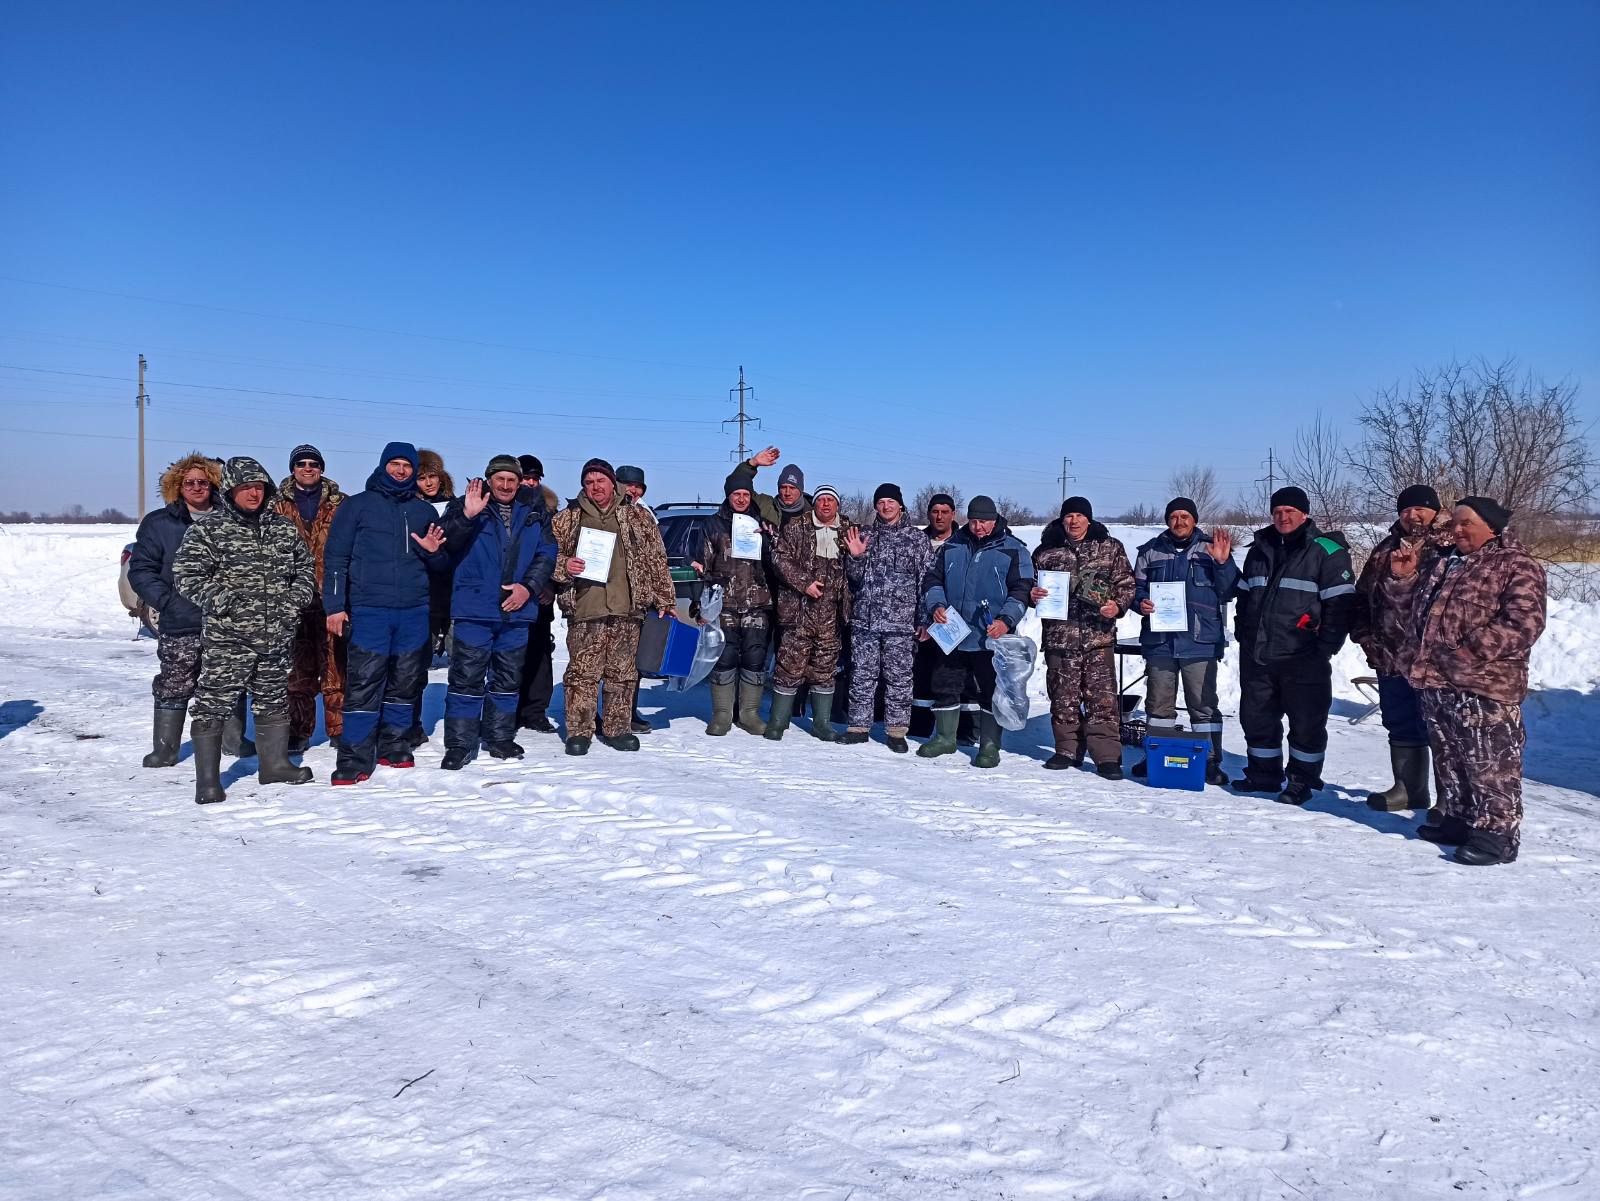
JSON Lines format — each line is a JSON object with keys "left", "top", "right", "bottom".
{"left": 1164, "top": 496, "right": 1198, "bottom": 521}
{"left": 290, "top": 443, "right": 324, "bottom": 471}
{"left": 1270, "top": 486, "right": 1311, "bottom": 514}
{"left": 967, "top": 494, "right": 1000, "bottom": 521}
{"left": 518, "top": 455, "right": 544, "bottom": 479}
{"left": 1061, "top": 495, "right": 1093, "bottom": 520}
{"left": 778, "top": 463, "right": 805, "bottom": 491}
{"left": 723, "top": 470, "right": 751, "bottom": 498}
{"left": 1397, "top": 484, "right": 1442, "bottom": 514}
{"left": 485, "top": 454, "right": 522, "bottom": 479}
{"left": 580, "top": 457, "right": 615, "bottom": 484}
{"left": 1457, "top": 495, "right": 1512, "bottom": 534}
{"left": 927, "top": 492, "right": 955, "bottom": 514}
{"left": 874, "top": 483, "right": 903, "bottom": 506}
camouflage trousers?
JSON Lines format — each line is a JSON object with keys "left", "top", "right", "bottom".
{"left": 847, "top": 632, "right": 916, "bottom": 732}
{"left": 772, "top": 601, "right": 843, "bottom": 694}
{"left": 1045, "top": 645, "right": 1120, "bottom": 764}
{"left": 192, "top": 630, "right": 292, "bottom": 725}
{"left": 564, "top": 616, "right": 641, "bottom": 739}
{"left": 286, "top": 605, "right": 348, "bottom": 739}
{"left": 1418, "top": 688, "right": 1525, "bottom": 848}
{"left": 151, "top": 632, "right": 203, "bottom": 710}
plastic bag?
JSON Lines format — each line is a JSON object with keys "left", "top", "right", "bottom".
{"left": 664, "top": 586, "right": 724, "bottom": 692}
{"left": 987, "top": 633, "right": 1038, "bottom": 731}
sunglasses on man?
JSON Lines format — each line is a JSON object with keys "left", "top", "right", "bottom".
{"left": 294, "top": 459, "right": 321, "bottom": 468}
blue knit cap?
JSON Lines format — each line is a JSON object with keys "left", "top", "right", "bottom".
{"left": 379, "top": 441, "right": 419, "bottom": 472}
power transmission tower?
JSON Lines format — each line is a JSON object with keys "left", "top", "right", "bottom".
{"left": 136, "top": 354, "right": 148, "bottom": 516}
{"left": 1058, "top": 457, "right": 1074, "bottom": 504}
{"left": 722, "top": 365, "right": 761, "bottom": 461}
{"left": 1255, "top": 447, "right": 1277, "bottom": 510}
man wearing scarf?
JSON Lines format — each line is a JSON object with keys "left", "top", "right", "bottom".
{"left": 765, "top": 484, "right": 855, "bottom": 740}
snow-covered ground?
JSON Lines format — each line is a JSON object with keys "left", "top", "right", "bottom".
{"left": 2, "top": 523, "right": 1598, "bottom": 1200}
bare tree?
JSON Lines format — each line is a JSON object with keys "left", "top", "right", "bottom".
{"left": 833, "top": 489, "right": 875, "bottom": 523}
{"left": 1115, "top": 502, "right": 1160, "bottom": 524}
{"left": 910, "top": 482, "right": 965, "bottom": 518}
{"left": 1351, "top": 359, "right": 1596, "bottom": 551}
{"left": 994, "top": 496, "right": 1047, "bottom": 525}
{"left": 1167, "top": 464, "right": 1223, "bottom": 519}
{"left": 1285, "top": 414, "right": 1365, "bottom": 544}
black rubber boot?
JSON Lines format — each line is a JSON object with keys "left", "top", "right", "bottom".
{"left": 600, "top": 732, "right": 640, "bottom": 752}
{"left": 1419, "top": 813, "right": 1472, "bottom": 846}
{"left": 808, "top": 690, "right": 838, "bottom": 742}
{"left": 441, "top": 747, "right": 472, "bottom": 771}
{"left": 1368, "top": 744, "right": 1430, "bottom": 811}
{"left": 918, "top": 709, "right": 959, "bottom": 758}
{"left": 763, "top": 691, "right": 796, "bottom": 741}
{"left": 442, "top": 716, "right": 478, "bottom": 769}
{"left": 1206, "top": 734, "right": 1229, "bottom": 787}
{"left": 142, "top": 706, "right": 185, "bottom": 768}
{"left": 564, "top": 736, "right": 591, "bottom": 756}
{"left": 1096, "top": 761, "right": 1124, "bottom": 781}
{"left": 222, "top": 694, "right": 255, "bottom": 758}
{"left": 1276, "top": 782, "right": 1313, "bottom": 806}
{"left": 1455, "top": 830, "right": 1517, "bottom": 866}
{"left": 191, "top": 719, "right": 227, "bottom": 805}
{"left": 256, "top": 720, "right": 313, "bottom": 786}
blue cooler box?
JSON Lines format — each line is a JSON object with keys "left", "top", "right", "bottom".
{"left": 638, "top": 612, "right": 700, "bottom": 678}
{"left": 1144, "top": 736, "right": 1208, "bottom": 791}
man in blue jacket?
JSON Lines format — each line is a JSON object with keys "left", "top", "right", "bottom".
{"left": 918, "top": 495, "right": 1034, "bottom": 767}
{"left": 321, "top": 442, "right": 448, "bottom": 784}
{"left": 1130, "top": 497, "right": 1239, "bottom": 785}
{"left": 434, "top": 455, "right": 557, "bottom": 770}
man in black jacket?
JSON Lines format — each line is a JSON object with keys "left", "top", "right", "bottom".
{"left": 1233, "top": 487, "right": 1357, "bottom": 805}
{"left": 127, "top": 452, "right": 250, "bottom": 766}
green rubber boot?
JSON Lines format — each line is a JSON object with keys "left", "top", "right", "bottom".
{"left": 808, "top": 689, "right": 838, "bottom": 742}
{"left": 706, "top": 672, "right": 736, "bottom": 737}
{"left": 973, "top": 713, "right": 1002, "bottom": 769}
{"left": 763, "top": 691, "right": 796, "bottom": 741}
{"left": 735, "top": 671, "right": 768, "bottom": 735}
{"left": 917, "top": 708, "right": 960, "bottom": 758}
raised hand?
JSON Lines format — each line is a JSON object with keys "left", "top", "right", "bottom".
{"left": 1390, "top": 544, "right": 1419, "bottom": 579}
{"left": 411, "top": 523, "right": 447, "bottom": 554}
{"left": 1209, "top": 528, "right": 1233, "bottom": 563}
{"left": 751, "top": 445, "right": 780, "bottom": 468}
{"left": 844, "top": 527, "right": 868, "bottom": 557}
{"left": 464, "top": 477, "right": 488, "bottom": 518}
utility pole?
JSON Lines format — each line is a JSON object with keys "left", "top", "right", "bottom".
{"left": 1256, "top": 447, "right": 1277, "bottom": 511}
{"left": 1058, "top": 457, "right": 1074, "bottom": 504}
{"left": 136, "top": 354, "right": 148, "bottom": 517}
{"left": 722, "top": 365, "right": 761, "bottom": 461}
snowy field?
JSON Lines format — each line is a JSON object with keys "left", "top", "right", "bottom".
{"left": 3, "top": 523, "right": 1599, "bottom": 1201}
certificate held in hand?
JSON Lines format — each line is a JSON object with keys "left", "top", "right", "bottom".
{"left": 1149, "top": 580, "right": 1188, "bottom": 633}
{"left": 576, "top": 528, "right": 617, "bottom": 582}
{"left": 731, "top": 514, "right": 762, "bottom": 561}
{"left": 1035, "top": 570, "right": 1071, "bottom": 621}
{"left": 928, "top": 607, "right": 971, "bottom": 655}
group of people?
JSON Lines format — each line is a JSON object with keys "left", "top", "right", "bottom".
{"left": 128, "top": 441, "right": 1547, "bottom": 867}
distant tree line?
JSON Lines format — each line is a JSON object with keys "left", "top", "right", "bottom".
{"left": 1, "top": 505, "right": 135, "bottom": 524}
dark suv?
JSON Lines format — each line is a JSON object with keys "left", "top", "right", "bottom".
{"left": 653, "top": 502, "right": 719, "bottom": 619}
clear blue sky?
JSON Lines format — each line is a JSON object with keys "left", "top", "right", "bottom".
{"left": 2, "top": 1, "right": 1596, "bottom": 517}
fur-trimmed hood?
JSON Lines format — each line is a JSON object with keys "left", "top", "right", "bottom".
{"left": 158, "top": 452, "right": 221, "bottom": 505}
{"left": 416, "top": 448, "right": 455, "bottom": 499}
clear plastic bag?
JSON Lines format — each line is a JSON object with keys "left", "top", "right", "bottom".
{"left": 664, "top": 586, "right": 724, "bottom": 692}
{"left": 987, "top": 633, "right": 1038, "bottom": 731}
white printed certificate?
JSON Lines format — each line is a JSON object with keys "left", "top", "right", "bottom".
{"left": 1035, "top": 570, "right": 1071, "bottom": 621}
{"left": 731, "top": 514, "right": 762, "bottom": 560}
{"left": 1149, "top": 580, "right": 1188, "bottom": 633}
{"left": 576, "top": 528, "right": 617, "bottom": 582}
{"left": 928, "top": 606, "right": 971, "bottom": 655}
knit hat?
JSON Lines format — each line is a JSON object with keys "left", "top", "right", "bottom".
{"left": 927, "top": 492, "right": 955, "bottom": 514}
{"left": 518, "top": 455, "right": 544, "bottom": 479}
{"left": 1165, "top": 496, "right": 1198, "bottom": 521}
{"left": 616, "top": 465, "right": 646, "bottom": 493}
{"left": 379, "top": 441, "right": 419, "bottom": 472}
{"left": 967, "top": 495, "right": 1000, "bottom": 521}
{"left": 1397, "top": 484, "right": 1442, "bottom": 514}
{"left": 1270, "top": 485, "right": 1311, "bottom": 514}
{"left": 580, "top": 457, "right": 615, "bottom": 484}
{"left": 812, "top": 484, "right": 841, "bottom": 505}
{"left": 1061, "top": 495, "right": 1093, "bottom": 520}
{"left": 1457, "top": 495, "right": 1512, "bottom": 534}
{"left": 874, "top": 483, "right": 903, "bottom": 507}
{"left": 778, "top": 463, "right": 805, "bottom": 491}
{"left": 723, "top": 470, "right": 751, "bottom": 499}
{"left": 485, "top": 454, "right": 522, "bottom": 480}
{"left": 290, "top": 443, "right": 324, "bottom": 471}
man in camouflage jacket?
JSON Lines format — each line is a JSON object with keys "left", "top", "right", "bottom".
{"left": 173, "top": 456, "right": 318, "bottom": 804}
{"left": 1350, "top": 485, "right": 1454, "bottom": 813}
{"left": 841, "top": 484, "right": 931, "bottom": 752}
{"left": 1380, "top": 497, "right": 1547, "bottom": 865}
{"left": 273, "top": 444, "right": 348, "bottom": 751}
{"left": 550, "top": 458, "right": 676, "bottom": 753}
{"left": 1031, "top": 497, "right": 1135, "bottom": 775}
{"left": 765, "top": 484, "right": 855, "bottom": 741}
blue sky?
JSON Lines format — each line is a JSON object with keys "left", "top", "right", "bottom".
{"left": 2, "top": 2, "right": 1596, "bottom": 517}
